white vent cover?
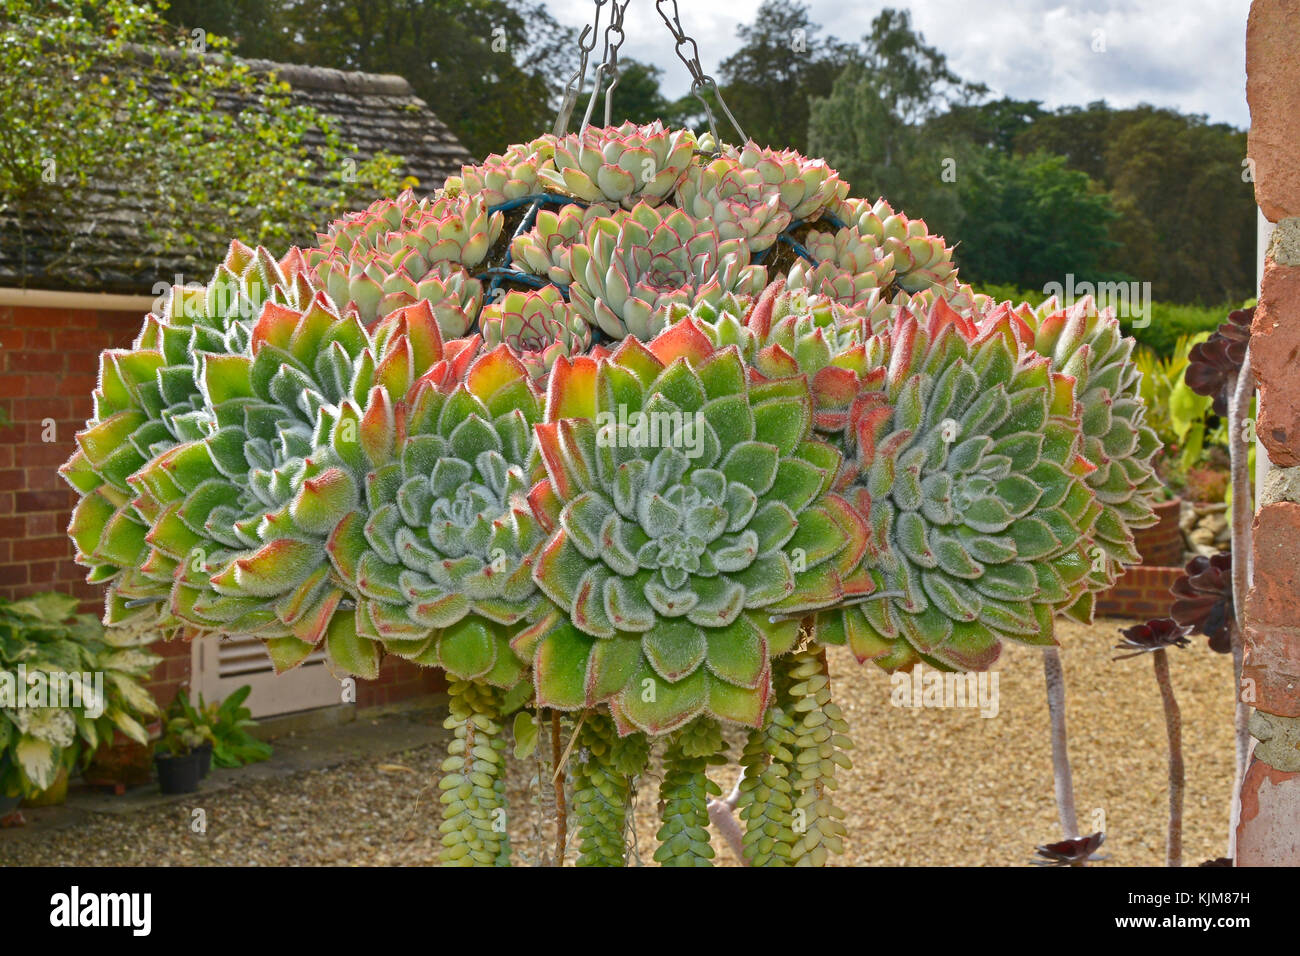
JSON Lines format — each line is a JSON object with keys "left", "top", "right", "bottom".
{"left": 191, "top": 634, "right": 344, "bottom": 719}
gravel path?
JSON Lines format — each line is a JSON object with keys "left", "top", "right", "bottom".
{"left": 0, "top": 617, "right": 1237, "bottom": 866}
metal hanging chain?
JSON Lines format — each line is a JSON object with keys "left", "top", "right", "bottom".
{"left": 553, "top": 0, "right": 608, "bottom": 136}
{"left": 654, "top": 0, "right": 747, "bottom": 145}
{"left": 579, "top": 0, "right": 631, "bottom": 131}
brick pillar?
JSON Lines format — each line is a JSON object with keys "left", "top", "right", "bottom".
{"left": 1238, "top": 0, "right": 1300, "bottom": 866}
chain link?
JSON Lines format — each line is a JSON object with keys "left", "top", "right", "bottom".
{"left": 654, "top": 0, "right": 747, "bottom": 145}
{"left": 552, "top": 0, "right": 607, "bottom": 136}
{"left": 579, "top": 0, "right": 631, "bottom": 131}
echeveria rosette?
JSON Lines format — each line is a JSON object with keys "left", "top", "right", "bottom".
{"left": 788, "top": 226, "right": 897, "bottom": 307}
{"left": 324, "top": 345, "right": 545, "bottom": 688}
{"left": 303, "top": 189, "right": 499, "bottom": 330}
{"left": 568, "top": 201, "right": 767, "bottom": 341}
{"left": 676, "top": 155, "right": 792, "bottom": 253}
{"left": 480, "top": 286, "right": 593, "bottom": 380}
{"left": 514, "top": 322, "right": 870, "bottom": 735}
{"left": 1004, "top": 296, "right": 1162, "bottom": 600}
{"left": 133, "top": 295, "right": 478, "bottom": 675}
{"left": 733, "top": 142, "right": 849, "bottom": 223}
{"left": 833, "top": 197, "right": 957, "bottom": 294}
{"left": 509, "top": 202, "right": 622, "bottom": 286}
{"left": 61, "top": 241, "right": 314, "bottom": 626}
{"left": 538, "top": 121, "right": 696, "bottom": 209}
{"left": 819, "top": 306, "right": 1100, "bottom": 671}
{"left": 445, "top": 134, "right": 558, "bottom": 207}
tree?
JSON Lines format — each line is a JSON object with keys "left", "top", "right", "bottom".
{"left": 1017, "top": 103, "right": 1254, "bottom": 303}
{"left": 164, "top": 0, "right": 580, "bottom": 158}
{"left": 584, "top": 59, "right": 677, "bottom": 128}
{"left": 808, "top": 8, "right": 986, "bottom": 224}
{"left": 952, "top": 151, "right": 1117, "bottom": 290}
{"left": 0, "top": 0, "right": 401, "bottom": 283}
{"left": 716, "top": 0, "right": 852, "bottom": 151}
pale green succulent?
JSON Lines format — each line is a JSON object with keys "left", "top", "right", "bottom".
{"left": 479, "top": 286, "right": 593, "bottom": 379}
{"left": 567, "top": 200, "right": 767, "bottom": 340}
{"left": 676, "top": 155, "right": 791, "bottom": 252}
{"left": 538, "top": 121, "right": 696, "bottom": 208}
{"left": 509, "top": 202, "right": 621, "bottom": 286}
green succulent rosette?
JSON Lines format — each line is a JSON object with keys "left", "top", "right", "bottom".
{"left": 995, "top": 297, "right": 1163, "bottom": 599}
{"left": 819, "top": 304, "right": 1100, "bottom": 671}
{"left": 513, "top": 320, "right": 869, "bottom": 735}
{"left": 567, "top": 200, "right": 767, "bottom": 341}
{"left": 61, "top": 242, "right": 314, "bottom": 625}
{"left": 324, "top": 344, "right": 544, "bottom": 688}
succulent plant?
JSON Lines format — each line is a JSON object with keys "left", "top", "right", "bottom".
{"left": 676, "top": 155, "right": 791, "bottom": 252}
{"left": 514, "top": 323, "right": 870, "bottom": 734}
{"left": 734, "top": 142, "right": 849, "bottom": 222}
{"left": 819, "top": 304, "right": 1099, "bottom": 671}
{"left": 445, "top": 134, "right": 558, "bottom": 207}
{"left": 1001, "top": 296, "right": 1163, "bottom": 599}
{"left": 1033, "top": 831, "right": 1105, "bottom": 866}
{"left": 567, "top": 200, "right": 767, "bottom": 340}
{"left": 654, "top": 718, "right": 728, "bottom": 866}
{"left": 1170, "top": 551, "right": 1234, "bottom": 652}
{"left": 570, "top": 711, "right": 650, "bottom": 866}
{"left": 324, "top": 344, "right": 544, "bottom": 687}
{"left": 1186, "top": 306, "right": 1253, "bottom": 416}
{"left": 479, "top": 286, "right": 594, "bottom": 380}
{"left": 509, "top": 202, "right": 621, "bottom": 286}
{"left": 439, "top": 678, "right": 510, "bottom": 865}
{"left": 834, "top": 197, "right": 957, "bottom": 293}
{"left": 303, "top": 189, "right": 499, "bottom": 330}
{"left": 1114, "top": 618, "right": 1192, "bottom": 659}
{"left": 788, "top": 226, "right": 897, "bottom": 307}
{"left": 538, "top": 121, "right": 696, "bottom": 209}
{"left": 61, "top": 242, "right": 314, "bottom": 627}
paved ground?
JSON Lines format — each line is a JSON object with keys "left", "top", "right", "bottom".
{"left": 0, "top": 617, "right": 1238, "bottom": 866}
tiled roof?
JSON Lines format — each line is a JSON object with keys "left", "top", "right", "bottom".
{"left": 0, "top": 54, "right": 474, "bottom": 295}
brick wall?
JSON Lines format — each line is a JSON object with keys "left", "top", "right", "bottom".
{"left": 0, "top": 302, "right": 444, "bottom": 710}
{"left": 1094, "top": 564, "right": 1182, "bottom": 621}
{"left": 0, "top": 306, "right": 128, "bottom": 603}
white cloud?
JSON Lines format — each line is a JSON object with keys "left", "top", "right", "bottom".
{"left": 544, "top": 0, "right": 1250, "bottom": 127}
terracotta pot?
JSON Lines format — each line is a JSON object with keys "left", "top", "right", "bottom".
{"left": 1133, "top": 496, "right": 1184, "bottom": 567}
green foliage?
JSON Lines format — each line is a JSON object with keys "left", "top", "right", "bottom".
{"left": 164, "top": 0, "right": 580, "bottom": 158}
{"left": 164, "top": 685, "right": 271, "bottom": 766}
{"left": 949, "top": 151, "right": 1117, "bottom": 291}
{"left": 0, "top": 0, "right": 403, "bottom": 282}
{"left": 0, "top": 594, "right": 160, "bottom": 797}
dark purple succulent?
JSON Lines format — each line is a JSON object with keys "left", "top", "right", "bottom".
{"left": 1114, "top": 619, "right": 1192, "bottom": 660}
{"left": 1170, "top": 552, "right": 1234, "bottom": 653}
{"left": 1185, "top": 307, "right": 1253, "bottom": 417}
{"left": 1033, "top": 832, "right": 1106, "bottom": 866}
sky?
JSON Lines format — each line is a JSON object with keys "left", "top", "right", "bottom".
{"left": 544, "top": 0, "right": 1252, "bottom": 129}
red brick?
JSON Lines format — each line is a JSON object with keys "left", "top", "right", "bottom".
{"left": 6, "top": 351, "right": 63, "bottom": 374}
{"left": 1247, "top": 1, "right": 1300, "bottom": 221}
{"left": 16, "top": 489, "right": 73, "bottom": 512}
{"left": 0, "top": 564, "right": 28, "bottom": 585}
{"left": 1253, "top": 260, "right": 1300, "bottom": 465}
{"left": 1242, "top": 622, "right": 1300, "bottom": 717}
{"left": 1249, "top": 502, "right": 1300, "bottom": 626}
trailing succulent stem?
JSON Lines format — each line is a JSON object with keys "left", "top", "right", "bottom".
{"left": 778, "top": 645, "right": 853, "bottom": 866}
{"left": 1152, "top": 648, "right": 1184, "bottom": 867}
{"left": 737, "top": 704, "right": 800, "bottom": 866}
{"left": 1042, "top": 647, "right": 1079, "bottom": 839}
{"left": 439, "top": 679, "right": 510, "bottom": 866}
{"left": 654, "top": 719, "right": 727, "bottom": 866}
{"left": 571, "top": 712, "right": 649, "bottom": 866}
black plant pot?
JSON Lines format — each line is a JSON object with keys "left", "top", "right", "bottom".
{"left": 0, "top": 792, "right": 21, "bottom": 817}
{"left": 195, "top": 743, "right": 213, "bottom": 779}
{"left": 155, "top": 752, "right": 203, "bottom": 795}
